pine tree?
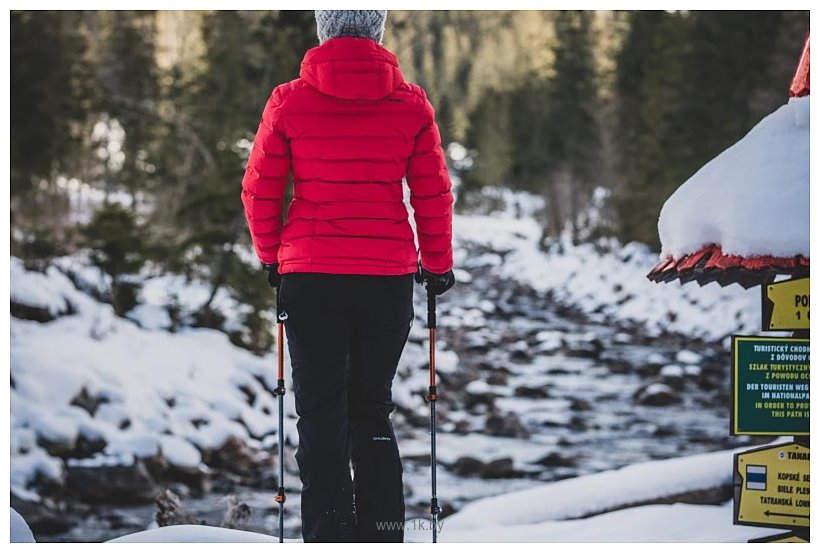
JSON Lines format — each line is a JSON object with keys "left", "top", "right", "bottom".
{"left": 613, "top": 11, "right": 695, "bottom": 248}
{"left": 464, "top": 88, "right": 515, "bottom": 191}
{"left": 612, "top": 10, "right": 808, "bottom": 248}
{"left": 94, "top": 11, "right": 162, "bottom": 206}
{"left": 168, "top": 11, "right": 315, "bottom": 349}
{"left": 541, "top": 11, "right": 601, "bottom": 241}
{"left": 82, "top": 203, "right": 149, "bottom": 316}
{"left": 11, "top": 11, "right": 91, "bottom": 230}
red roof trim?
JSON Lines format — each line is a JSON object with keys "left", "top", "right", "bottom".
{"left": 647, "top": 245, "right": 810, "bottom": 289}
{"left": 789, "top": 31, "right": 810, "bottom": 98}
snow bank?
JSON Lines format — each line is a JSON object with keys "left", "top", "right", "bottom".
{"left": 432, "top": 444, "right": 783, "bottom": 542}
{"left": 455, "top": 215, "right": 758, "bottom": 340}
{"left": 9, "top": 258, "right": 449, "bottom": 499}
{"left": 107, "top": 525, "right": 286, "bottom": 543}
{"left": 444, "top": 445, "right": 743, "bottom": 530}
{"left": 435, "top": 502, "right": 771, "bottom": 543}
{"left": 10, "top": 258, "right": 74, "bottom": 315}
{"left": 10, "top": 259, "right": 300, "bottom": 495}
{"left": 658, "top": 96, "right": 809, "bottom": 259}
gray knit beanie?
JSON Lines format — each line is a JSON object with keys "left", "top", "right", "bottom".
{"left": 315, "top": 10, "right": 388, "bottom": 44}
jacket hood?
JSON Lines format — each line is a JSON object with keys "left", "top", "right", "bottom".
{"left": 300, "top": 37, "right": 405, "bottom": 100}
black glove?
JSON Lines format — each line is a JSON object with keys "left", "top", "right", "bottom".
{"left": 415, "top": 264, "right": 456, "bottom": 296}
{"left": 262, "top": 262, "right": 281, "bottom": 289}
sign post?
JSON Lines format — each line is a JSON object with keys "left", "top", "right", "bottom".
{"left": 734, "top": 442, "right": 810, "bottom": 530}
{"left": 732, "top": 277, "right": 810, "bottom": 542}
{"left": 730, "top": 336, "right": 810, "bottom": 436}
{"left": 761, "top": 277, "right": 809, "bottom": 331}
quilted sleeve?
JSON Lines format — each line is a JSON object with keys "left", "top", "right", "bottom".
{"left": 406, "top": 90, "right": 454, "bottom": 274}
{"left": 241, "top": 86, "right": 291, "bottom": 264}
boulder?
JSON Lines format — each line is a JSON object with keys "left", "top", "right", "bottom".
{"left": 11, "top": 494, "right": 76, "bottom": 537}
{"left": 452, "top": 419, "right": 472, "bottom": 434}
{"left": 449, "top": 456, "right": 485, "bottom": 477}
{"left": 486, "top": 371, "right": 508, "bottom": 386}
{"left": 513, "top": 384, "right": 550, "bottom": 399}
{"left": 485, "top": 412, "right": 529, "bottom": 438}
{"left": 509, "top": 341, "right": 533, "bottom": 363}
{"left": 202, "top": 436, "right": 259, "bottom": 476}
{"left": 65, "top": 457, "right": 159, "bottom": 504}
{"left": 463, "top": 380, "right": 496, "bottom": 410}
{"left": 634, "top": 383, "right": 682, "bottom": 407}
{"left": 481, "top": 457, "right": 517, "bottom": 479}
{"left": 533, "top": 452, "right": 578, "bottom": 468}
{"left": 658, "top": 364, "right": 685, "bottom": 391}
{"left": 69, "top": 387, "right": 108, "bottom": 416}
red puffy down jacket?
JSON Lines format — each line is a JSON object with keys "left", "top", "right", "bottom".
{"left": 241, "top": 37, "right": 454, "bottom": 276}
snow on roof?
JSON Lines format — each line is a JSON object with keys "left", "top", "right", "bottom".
{"left": 651, "top": 95, "right": 809, "bottom": 286}
{"left": 658, "top": 96, "right": 809, "bottom": 261}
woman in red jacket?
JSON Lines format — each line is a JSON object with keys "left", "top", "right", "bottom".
{"left": 241, "top": 11, "right": 455, "bottom": 543}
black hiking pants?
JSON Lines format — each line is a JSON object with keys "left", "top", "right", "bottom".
{"left": 279, "top": 273, "right": 414, "bottom": 543}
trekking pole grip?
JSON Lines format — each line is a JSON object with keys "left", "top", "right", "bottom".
{"left": 426, "top": 286, "right": 438, "bottom": 401}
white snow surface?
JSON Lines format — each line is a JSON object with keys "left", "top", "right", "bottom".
{"left": 658, "top": 96, "right": 809, "bottom": 259}
{"left": 107, "top": 525, "right": 284, "bottom": 543}
{"left": 435, "top": 502, "right": 770, "bottom": 542}
{"left": 10, "top": 508, "right": 36, "bottom": 543}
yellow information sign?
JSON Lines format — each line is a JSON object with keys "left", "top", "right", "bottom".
{"left": 734, "top": 442, "right": 810, "bottom": 530}
{"left": 762, "top": 277, "right": 809, "bottom": 331}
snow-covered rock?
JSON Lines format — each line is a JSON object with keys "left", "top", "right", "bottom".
{"left": 10, "top": 443, "right": 65, "bottom": 500}
{"left": 159, "top": 436, "right": 202, "bottom": 470}
{"left": 10, "top": 258, "right": 74, "bottom": 318}
{"left": 635, "top": 382, "right": 681, "bottom": 406}
{"left": 676, "top": 349, "right": 702, "bottom": 365}
{"left": 658, "top": 96, "right": 809, "bottom": 259}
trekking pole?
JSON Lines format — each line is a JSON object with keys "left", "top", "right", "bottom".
{"left": 425, "top": 286, "right": 440, "bottom": 543}
{"left": 274, "top": 304, "right": 288, "bottom": 543}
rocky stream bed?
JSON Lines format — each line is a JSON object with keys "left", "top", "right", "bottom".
{"left": 12, "top": 242, "right": 768, "bottom": 542}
